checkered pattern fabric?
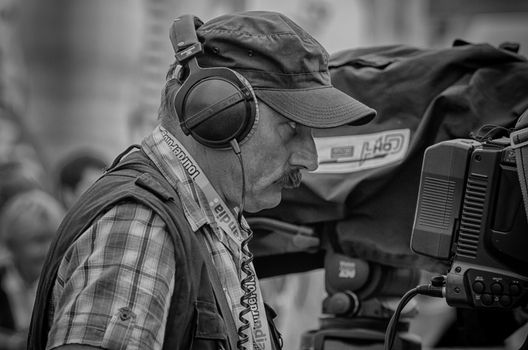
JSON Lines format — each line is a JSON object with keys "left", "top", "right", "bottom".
{"left": 46, "top": 126, "right": 266, "bottom": 349}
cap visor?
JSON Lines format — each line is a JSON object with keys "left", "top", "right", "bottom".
{"left": 255, "top": 86, "right": 376, "bottom": 128}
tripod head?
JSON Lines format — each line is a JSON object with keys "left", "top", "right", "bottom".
{"left": 297, "top": 251, "right": 423, "bottom": 350}
{"left": 323, "top": 251, "right": 421, "bottom": 318}
{"left": 247, "top": 217, "right": 424, "bottom": 349}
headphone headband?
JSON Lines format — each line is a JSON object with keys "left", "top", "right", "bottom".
{"left": 169, "top": 15, "right": 204, "bottom": 63}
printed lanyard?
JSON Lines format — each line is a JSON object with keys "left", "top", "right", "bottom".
{"left": 157, "top": 126, "right": 244, "bottom": 245}
{"left": 155, "top": 126, "right": 273, "bottom": 350}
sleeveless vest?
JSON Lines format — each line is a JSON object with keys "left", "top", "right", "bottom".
{"left": 28, "top": 148, "right": 282, "bottom": 350}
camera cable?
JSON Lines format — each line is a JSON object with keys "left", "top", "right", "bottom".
{"left": 384, "top": 276, "right": 445, "bottom": 350}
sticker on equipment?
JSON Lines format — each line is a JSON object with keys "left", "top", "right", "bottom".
{"left": 313, "top": 129, "right": 410, "bottom": 173}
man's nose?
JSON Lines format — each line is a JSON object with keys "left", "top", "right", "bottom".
{"left": 290, "top": 126, "right": 318, "bottom": 171}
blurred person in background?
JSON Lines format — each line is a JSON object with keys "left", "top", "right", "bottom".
{"left": 0, "top": 112, "right": 48, "bottom": 192}
{"left": 0, "top": 161, "right": 44, "bottom": 266}
{"left": 0, "top": 161, "right": 43, "bottom": 213}
{"left": 128, "top": 105, "right": 159, "bottom": 144}
{"left": 54, "top": 151, "right": 107, "bottom": 209}
{"left": 0, "top": 189, "right": 65, "bottom": 350}
{"left": 0, "top": 110, "right": 50, "bottom": 272}
{"left": 28, "top": 11, "right": 375, "bottom": 350}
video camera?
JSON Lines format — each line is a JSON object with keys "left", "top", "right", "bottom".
{"left": 252, "top": 125, "right": 528, "bottom": 349}
{"left": 411, "top": 136, "right": 528, "bottom": 309}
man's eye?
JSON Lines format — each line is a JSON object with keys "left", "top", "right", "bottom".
{"left": 287, "top": 121, "right": 297, "bottom": 130}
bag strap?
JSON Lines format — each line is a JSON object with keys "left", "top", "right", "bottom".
{"left": 511, "top": 108, "right": 528, "bottom": 221}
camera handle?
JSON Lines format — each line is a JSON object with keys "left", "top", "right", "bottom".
{"left": 510, "top": 108, "right": 528, "bottom": 222}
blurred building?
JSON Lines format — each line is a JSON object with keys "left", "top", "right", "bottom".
{"left": 10, "top": 0, "right": 528, "bottom": 169}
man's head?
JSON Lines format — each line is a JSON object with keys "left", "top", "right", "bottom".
{"left": 161, "top": 11, "right": 376, "bottom": 212}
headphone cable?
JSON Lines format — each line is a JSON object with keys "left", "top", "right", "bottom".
{"left": 230, "top": 139, "right": 254, "bottom": 350}
{"left": 230, "top": 139, "right": 245, "bottom": 221}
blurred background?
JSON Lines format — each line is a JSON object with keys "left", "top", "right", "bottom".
{"left": 1, "top": 0, "right": 527, "bottom": 349}
{"left": 3, "top": 0, "right": 528, "bottom": 170}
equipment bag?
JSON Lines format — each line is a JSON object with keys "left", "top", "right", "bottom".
{"left": 253, "top": 40, "right": 528, "bottom": 273}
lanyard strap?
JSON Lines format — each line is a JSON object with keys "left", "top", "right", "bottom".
{"left": 154, "top": 126, "right": 273, "bottom": 350}
{"left": 156, "top": 126, "right": 245, "bottom": 245}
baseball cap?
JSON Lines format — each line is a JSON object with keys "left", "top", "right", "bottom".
{"left": 195, "top": 11, "right": 376, "bottom": 128}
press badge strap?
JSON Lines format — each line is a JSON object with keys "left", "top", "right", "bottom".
{"left": 156, "top": 126, "right": 244, "bottom": 244}
{"left": 154, "top": 126, "right": 272, "bottom": 350}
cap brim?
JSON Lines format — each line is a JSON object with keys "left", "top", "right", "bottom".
{"left": 254, "top": 86, "right": 376, "bottom": 128}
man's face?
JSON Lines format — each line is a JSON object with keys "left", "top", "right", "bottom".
{"left": 240, "top": 101, "right": 318, "bottom": 212}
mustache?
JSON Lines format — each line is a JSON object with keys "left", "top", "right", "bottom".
{"left": 277, "top": 170, "right": 302, "bottom": 189}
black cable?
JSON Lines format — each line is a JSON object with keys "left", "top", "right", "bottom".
{"left": 384, "top": 287, "right": 420, "bottom": 350}
{"left": 231, "top": 139, "right": 284, "bottom": 349}
{"left": 384, "top": 284, "right": 444, "bottom": 350}
{"left": 230, "top": 139, "right": 245, "bottom": 223}
{"left": 237, "top": 230, "right": 255, "bottom": 350}
{"left": 230, "top": 139, "right": 254, "bottom": 350}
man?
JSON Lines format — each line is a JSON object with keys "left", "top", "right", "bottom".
{"left": 29, "top": 11, "right": 375, "bottom": 350}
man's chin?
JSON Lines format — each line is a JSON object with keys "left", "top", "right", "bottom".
{"left": 244, "top": 192, "right": 282, "bottom": 213}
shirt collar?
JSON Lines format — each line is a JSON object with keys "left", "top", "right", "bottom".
{"left": 141, "top": 125, "right": 215, "bottom": 232}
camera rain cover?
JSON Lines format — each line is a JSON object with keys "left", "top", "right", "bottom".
{"left": 253, "top": 40, "right": 528, "bottom": 273}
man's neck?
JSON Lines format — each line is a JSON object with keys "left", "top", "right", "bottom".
{"left": 163, "top": 122, "right": 241, "bottom": 213}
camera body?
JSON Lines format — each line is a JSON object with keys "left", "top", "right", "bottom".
{"left": 411, "top": 137, "right": 528, "bottom": 309}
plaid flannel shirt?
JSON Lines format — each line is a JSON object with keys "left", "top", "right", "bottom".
{"left": 47, "top": 126, "right": 263, "bottom": 350}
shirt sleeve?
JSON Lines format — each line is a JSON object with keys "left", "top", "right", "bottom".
{"left": 46, "top": 202, "right": 176, "bottom": 350}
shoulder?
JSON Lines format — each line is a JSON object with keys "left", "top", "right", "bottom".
{"left": 73, "top": 201, "right": 174, "bottom": 258}
{"left": 50, "top": 201, "right": 178, "bottom": 348}
{"left": 57, "top": 200, "right": 177, "bottom": 285}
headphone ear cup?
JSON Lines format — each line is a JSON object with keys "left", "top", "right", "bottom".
{"left": 176, "top": 70, "right": 257, "bottom": 149}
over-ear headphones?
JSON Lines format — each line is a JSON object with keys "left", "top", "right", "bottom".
{"left": 169, "top": 15, "right": 258, "bottom": 149}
